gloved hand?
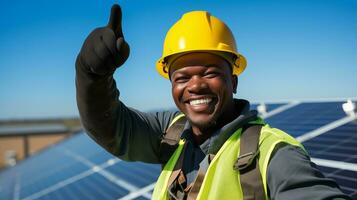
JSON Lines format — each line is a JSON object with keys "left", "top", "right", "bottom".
{"left": 77, "top": 4, "right": 130, "bottom": 76}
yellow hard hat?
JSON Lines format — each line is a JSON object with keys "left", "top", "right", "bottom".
{"left": 156, "top": 11, "right": 247, "bottom": 79}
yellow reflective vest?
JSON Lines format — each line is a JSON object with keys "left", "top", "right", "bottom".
{"left": 152, "top": 117, "right": 305, "bottom": 200}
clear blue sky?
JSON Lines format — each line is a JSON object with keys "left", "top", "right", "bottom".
{"left": 0, "top": 0, "right": 356, "bottom": 119}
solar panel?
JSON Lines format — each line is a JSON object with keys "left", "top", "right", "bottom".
{"left": 20, "top": 162, "right": 88, "bottom": 199}
{"left": 265, "top": 102, "right": 347, "bottom": 137}
{"left": 58, "top": 133, "right": 105, "bottom": 159}
{"left": 303, "top": 121, "right": 357, "bottom": 163}
{"left": 299, "top": 120, "right": 357, "bottom": 198}
{"left": 105, "top": 162, "right": 160, "bottom": 188}
{"left": 87, "top": 150, "right": 117, "bottom": 165}
{"left": 316, "top": 165, "right": 357, "bottom": 199}
{"left": 33, "top": 173, "right": 130, "bottom": 200}
{"left": 263, "top": 101, "right": 356, "bottom": 199}
{"left": 0, "top": 100, "right": 356, "bottom": 199}
{"left": 0, "top": 168, "right": 16, "bottom": 200}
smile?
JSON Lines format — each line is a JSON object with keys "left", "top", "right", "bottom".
{"left": 189, "top": 98, "right": 213, "bottom": 106}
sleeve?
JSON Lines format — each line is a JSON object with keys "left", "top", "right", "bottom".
{"left": 267, "top": 144, "right": 353, "bottom": 200}
{"left": 76, "top": 56, "right": 180, "bottom": 163}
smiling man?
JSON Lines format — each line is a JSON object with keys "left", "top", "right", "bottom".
{"left": 76, "top": 4, "right": 351, "bottom": 200}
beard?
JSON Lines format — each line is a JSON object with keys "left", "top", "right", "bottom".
{"left": 188, "top": 117, "right": 218, "bottom": 131}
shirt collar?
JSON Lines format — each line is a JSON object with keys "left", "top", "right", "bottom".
{"left": 181, "top": 99, "right": 260, "bottom": 155}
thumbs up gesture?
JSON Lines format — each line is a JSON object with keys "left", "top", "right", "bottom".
{"left": 77, "top": 4, "right": 130, "bottom": 75}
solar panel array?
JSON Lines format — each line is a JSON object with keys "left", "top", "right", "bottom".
{"left": 1, "top": 100, "right": 356, "bottom": 199}
{"left": 265, "top": 102, "right": 347, "bottom": 137}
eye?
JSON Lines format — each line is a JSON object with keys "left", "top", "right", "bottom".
{"left": 204, "top": 71, "right": 220, "bottom": 78}
{"left": 173, "top": 75, "right": 189, "bottom": 83}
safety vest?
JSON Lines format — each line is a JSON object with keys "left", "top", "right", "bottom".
{"left": 152, "top": 117, "right": 305, "bottom": 200}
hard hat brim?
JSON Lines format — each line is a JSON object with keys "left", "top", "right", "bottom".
{"left": 156, "top": 50, "right": 247, "bottom": 79}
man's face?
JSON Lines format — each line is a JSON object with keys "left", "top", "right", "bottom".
{"left": 170, "top": 52, "right": 237, "bottom": 130}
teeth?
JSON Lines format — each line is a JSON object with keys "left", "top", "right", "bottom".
{"left": 189, "top": 98, "right": 212, "bottom": 106}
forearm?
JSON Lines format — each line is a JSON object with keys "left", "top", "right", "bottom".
{"left": 76, "top": 55, "right": 120, "bottom": 153}
{"left": 76, "top": 55, "right": 179, "bottom": 163}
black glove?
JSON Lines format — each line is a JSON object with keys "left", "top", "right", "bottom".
{"left": 77, "top": 4, "right": 130, "bottom": 76}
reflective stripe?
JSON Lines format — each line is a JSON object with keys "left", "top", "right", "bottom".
{"left": 152, "top": 139, "right": 185, "bottom": 200}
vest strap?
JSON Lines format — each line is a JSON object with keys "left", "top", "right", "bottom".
{"left": 187, "top": 154, "right": 212, "bottom": 200}
{"left": 187, "top": 167, "right": 205, "bottom": 200}
{"left": 235, "top": 125, "right": 266, "bottom": 200}
{"left": 160, "top": 116, "right": 187, "bottom": 164}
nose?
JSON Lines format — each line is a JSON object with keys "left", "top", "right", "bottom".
{"left": 187, "top": 76, "right": 209, "bottom": 94}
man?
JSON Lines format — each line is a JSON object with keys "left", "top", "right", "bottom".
{"left": 76, "top": 4, "right": 351, "bottom": 200}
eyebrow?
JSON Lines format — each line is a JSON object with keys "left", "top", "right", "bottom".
{"left": 205, "top": 63, "right": 224, "bottom": 68}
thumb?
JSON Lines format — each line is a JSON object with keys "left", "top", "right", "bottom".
{"left": 107, "top": 4, "right": 123, "bottom": 38}
{"left": 114, "top": 37, "right": 130, "bottom": 66}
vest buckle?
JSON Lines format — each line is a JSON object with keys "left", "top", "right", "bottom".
{"left": 234, "top": 150, "right": 260, "bottom": 171}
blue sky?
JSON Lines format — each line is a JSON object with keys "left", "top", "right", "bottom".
{"left": 0, "top": 0, "right": 356, "bottom": 119}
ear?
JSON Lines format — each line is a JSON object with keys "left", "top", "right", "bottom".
{"left": 232, "top": 75, "right": 238, "bottom": 94}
